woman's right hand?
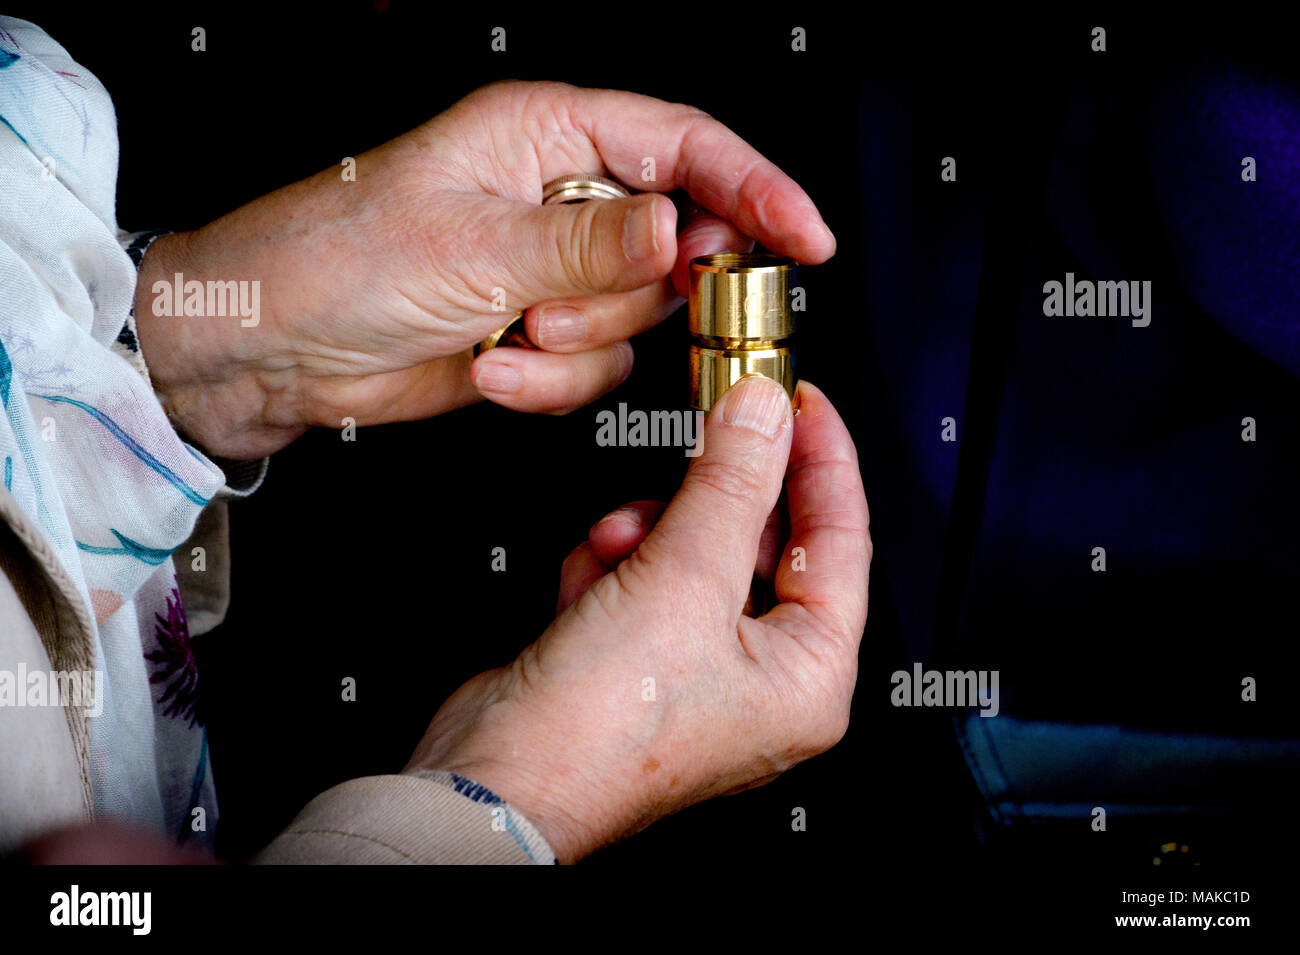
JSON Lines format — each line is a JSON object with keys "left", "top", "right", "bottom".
{"left": 405, "top": 376, "right": 870, "bottom": 862}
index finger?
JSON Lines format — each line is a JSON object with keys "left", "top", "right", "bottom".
{"left": 546, "top": 85, "right": 837, "bottom": 265}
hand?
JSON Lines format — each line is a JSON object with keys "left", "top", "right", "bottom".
{"left": 404, "top": 377, "right": 870, "bottom": 862}
{"left": 133, "top": 81, "right": 836, "bottom": 459}
{"left": 13, "top": 822, "right": 218, "bottom": 864}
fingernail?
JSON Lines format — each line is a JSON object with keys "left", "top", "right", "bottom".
{"left": 591, "top": 507, "right": 642, "bottom": 535}
{"left": 474, "top": 361, "right": 522, "bottom": 394}
{"left": 537, "top": 307, "right": 587, "bottom": 347}
{"left": 719, "top": 374, "right": 790, "bottom": 438}
{"left": 622, "top": 197, "right": 660, "bottom": 262}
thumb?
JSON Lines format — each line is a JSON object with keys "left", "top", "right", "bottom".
{"left": 504, "top": 192, "right": 678, "bottom": 303}
{"left": 634, "top": 375, "right": 794, "bottom": 618}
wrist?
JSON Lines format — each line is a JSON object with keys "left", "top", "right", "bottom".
{"left": 403, "top": 676, "right": 618, "bottom": 863}
{"left": 133, "top": 230, "right": 306, "bottom": 458}
{"left": 410, "top": 753, "right": 601, "bottom": 864}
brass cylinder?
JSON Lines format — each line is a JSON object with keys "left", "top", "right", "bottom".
{"left": 689, "top": 253, "right": 796, "bottom": 412}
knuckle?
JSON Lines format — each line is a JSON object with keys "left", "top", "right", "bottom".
{"left": 518, "top": 80, "right": 575, "bottom": 111}
{"left": 615, "top": 545, "right": 705, "bottom": 611}
{"left": 678, "top": 109, "right": 717, "bottom": 145}
{"left": 556, "top": 202, "right": 603, "bottom": 292}
{"left": 558, "top": 357, "right": 597, "bottom": 410}
{"left": 545, "top": 345, "right": 632, "bottom": 416}
{"left": 686, "top": 456, "right": 766, "bottom": 506}
{"left": 549, "top": 217, "right": 582, "bottom": 292}
{"left": 611, "top": 547, "right": 666, "bottom": 602}
{"left": 602, "top": 342, "right": 634, "bottom": 387}
{"left": 475, "top": 78, "right": 524, "bottom": 97}
{"left": 624, "top": 538, "right": 733, "bottom": 627}
{"left": 571, "top": 572, "right": 625, "bottom": 627}
{"left": 583, "top": 201, "right": 618, "bottom": 288}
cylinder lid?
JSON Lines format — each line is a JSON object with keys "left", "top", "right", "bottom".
{"left": 689, "top": 253, "right": 796, "bottom": 340}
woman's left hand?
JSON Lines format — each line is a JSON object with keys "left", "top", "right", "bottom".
{"left": 132, "top": 80, "right": 835, "bottom": 459}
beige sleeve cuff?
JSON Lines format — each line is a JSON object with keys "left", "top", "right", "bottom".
{"left": 251, "top": 773, "right": 557, "bottom": 865}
